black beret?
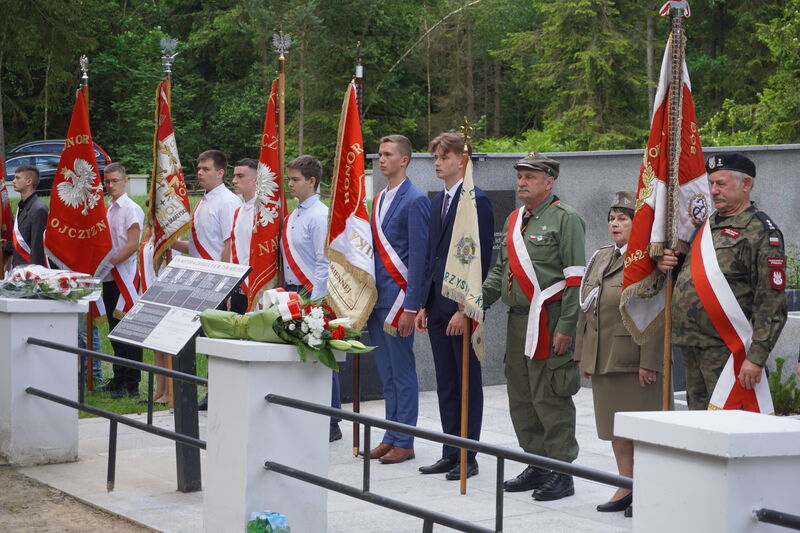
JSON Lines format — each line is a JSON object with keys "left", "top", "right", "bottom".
{"left": 705, "top": 153, "right": 756, "bottom": 178}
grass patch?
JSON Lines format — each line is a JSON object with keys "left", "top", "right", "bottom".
{"left": 80, "top": 321, "right": 208, "bottom": 418}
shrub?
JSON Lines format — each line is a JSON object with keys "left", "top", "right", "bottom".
{"left": 769, "top": 357, "right": 800, "bottom": 415}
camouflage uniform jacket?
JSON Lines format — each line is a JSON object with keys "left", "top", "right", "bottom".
{"left": 671, "top": 203, "right": 787, "bottom": 366}
{"left": 483, "top": 194, "right": 587, "bottom": 340}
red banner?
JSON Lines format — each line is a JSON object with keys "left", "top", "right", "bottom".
{"left": 620, "top": 36, "right": 710, "bottom": 342}
{"left": 324, "top": 82, "right": 376, "bottom": 329}
{"left": 1, "top": 165, "right": 11, "bottom": 243}
{"left": 45, "top": 86, "right": 112, "bottom": 276}
{"left": 246, "top": 79, "right": 285, "bottom": 311}
{"left": 148, "top": 80, "right": 192, "bottom": 269}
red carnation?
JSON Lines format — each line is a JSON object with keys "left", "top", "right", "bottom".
{"left": 332, "top": 326, "right": 346, "bottom": 340}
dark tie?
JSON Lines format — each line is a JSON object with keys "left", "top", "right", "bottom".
{"left": 441, "top": 193, "right": 450, "bottom": 225}
{"left": 507, "top": 210, "right": 533, "bottom": 294}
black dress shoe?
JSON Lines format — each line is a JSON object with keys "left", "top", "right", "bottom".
{"left": 596, "top": 492, "right": 632, "bottom": 512}
{"left": 532, "top": 472, "right": 575, "bottom": 501}
{"left": 111, "top": 385, "right": 139, "bottom": 400}
{"left": 503, "top": 465, "right": 552, "bottom": 492}
{"left": 329, "top": 423, "right": 342, "bottom": 442}
{"left": 419, "top": 457, "right": 457, "bottom": 475}
{"left": 445, "top": 461, "right": 479, "bottom": 481}
{"left": 624, "top": 504, "right": 633, "bottom": 518}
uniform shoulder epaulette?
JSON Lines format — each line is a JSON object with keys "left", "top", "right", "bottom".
{"left": 553, "top": 201, "right": 579, "bottom": 215}
{"left": 755, "top": 211, "right": 782, "bottom": 233}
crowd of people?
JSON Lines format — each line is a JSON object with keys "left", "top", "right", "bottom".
{"left": 1, "top": 138, "right": 791, "bottom": 516}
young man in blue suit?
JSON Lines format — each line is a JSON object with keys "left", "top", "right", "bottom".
{"left": 414, "top": 132, "right": 494, "bottom": 480}
{"left": 367, "top": 134, "right": 431, "bottom": 465}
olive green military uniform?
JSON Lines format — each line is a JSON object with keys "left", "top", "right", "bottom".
{"left": 672, "top": 203, "right": 787, "bottom": 410}
{"left": 483, "top": 193, "right": 585, "bottom": 463}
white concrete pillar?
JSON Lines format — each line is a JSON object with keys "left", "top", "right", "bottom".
{"left": 616, "top": 411, "right": 800, "bottom": 533}
{"left": 199, "top": 338, "right": 341, "bottom": 533}
{"left": 0, "top": 298, "right": 87, "bottom": 465}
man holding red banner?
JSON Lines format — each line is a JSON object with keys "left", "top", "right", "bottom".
{"left": 366, "top": 134, "right": 430, "bottom": 465}
{"left": 2, "top": 166, "right": 49, "bottom": 267}
{"left": 173, "top": 150, "right": 240, "bottom": 262}
{"left": 658, "top": 153, "right": 787, "bottom": 412}
{"left": 99, "top": 163, "right": 145, "bottom": 398}
{"left": 482, "top": 153, "right": 585, "bottom": 501}
{"left": 229, "top": 158, "right": 259, "bottom": 314}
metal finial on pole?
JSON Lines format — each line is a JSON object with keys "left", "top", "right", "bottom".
{"left": 355, "top": 41, "right": 364, "bottom": 118}
{"left": 272, "top": 31, "right": 290, "bottom": 192}
{"left": 459, "top": 118, "right": 474, "bottom": 151}
{"left": 79, "top": 55, "right": 89, "bottom": 87}
{"left": 160, "top": 38, "right": 179, "bottom": 82}
{"left": 272, "top": 31, "right": 293, "bottom": 59}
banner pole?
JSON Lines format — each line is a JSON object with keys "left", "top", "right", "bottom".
{"left": 661, "top": 6, "right": 686, "bottom": 410}
{"left": 457, "top": 132, "right": 472, "bottom": 494}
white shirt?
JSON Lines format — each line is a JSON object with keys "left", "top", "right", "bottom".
{"left": 281, "top": 194, "right": 330, "bottom": 300}
{"left": 231, "top": 197, "right": 256, "bottom": 267}
{"left": 378, "top": 178, "right": 406, "bottom": 221}
{"left": 441, "top": 178, "right": 463, "bottom": 219}
{"left": 189, "top": 183, "right": 241, "bottom": 261}
{"left": 105, "top": 193, "right": 144, "bottom": 282}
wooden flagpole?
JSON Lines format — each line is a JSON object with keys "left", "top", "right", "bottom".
{"left": 457, "top": 122, "right": 473, "bottom": 494}
{"left": 352, "top": 42, "right": 364, "bottom": 457}
{"left": 79, "top": 55, "right": 95, "bottom": 392}
{"left": 662, "top": 4, "right": 687, "bottom": 410}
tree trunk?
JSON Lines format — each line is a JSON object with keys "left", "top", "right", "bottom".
{"left": 646, "top": 14, "right": 655, "bottom": 121}
{"left": 44, "top": 52, "right": 52, "bottom": 139}
{"left": 0, "top": 50, "right": 5, "bottom": 162}
{"left": 492, "top": 58, "right": 501, "bottom": 137}
{"left": 425, "top": 19, "right": 431, "bottom": 141}
{"left": 465, "top": 22, "right": 475, "bottom": 121}
{"left": 298, "top": 24, "right": 306, "bottom": 155}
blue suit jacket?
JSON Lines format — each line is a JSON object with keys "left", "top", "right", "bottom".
{"left": 421, "top": 185, "right": 494, "bottom": 315}
{"left": 373, "top": 178, "right": 431, "bottom": 311}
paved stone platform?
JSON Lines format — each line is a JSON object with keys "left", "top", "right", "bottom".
{"left": 20, "top": 385, "right": 632, "bottom": 532}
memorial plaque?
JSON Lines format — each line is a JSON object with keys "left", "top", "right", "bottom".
{"left": 109, "top": 255, "right": 250, "bottom": 354}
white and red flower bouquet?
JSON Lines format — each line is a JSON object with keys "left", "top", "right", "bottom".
{"left": 199, "top": 289, "right": 373, "bottom": 371}
{"left": 0, "top": 265, "right": 102, "bottom": 302}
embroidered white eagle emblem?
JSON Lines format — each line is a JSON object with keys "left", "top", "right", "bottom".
{"left": 254, "top": 162, "right": 280, "bottom": 227}
{"left": 57, "top": 158, "right": 103, "bottom": 215}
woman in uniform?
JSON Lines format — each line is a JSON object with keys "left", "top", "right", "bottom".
{"left": 575, "top": 191, "right": 664, "bottom": 518}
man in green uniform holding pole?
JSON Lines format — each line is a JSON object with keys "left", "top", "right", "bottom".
{"left": 483, "top": 153, "right": 586, "bottom": 501}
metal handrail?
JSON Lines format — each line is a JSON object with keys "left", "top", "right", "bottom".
{"left": 754, "top": 508, "right": 800, "bottom": 530}
{"left": 26, "top": 386, "right": 206, "bottom": 450}
{"left": 266, "top": 393, "right": 631, "bottom": 489}
{"left": 26, "top": 337, "right": 208, "bottom": 386}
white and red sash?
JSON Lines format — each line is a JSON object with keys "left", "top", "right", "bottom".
{"left": 281, "top": 209, "right": 314, "bottom": 294}
{"left": 507, "top": 207, "right": 584, "bottom": 359}
{"left": 371, "top": 190, "right": 408, "bottom": 335}
{"left": 230, "top": 207, "right": 251, "bottom": 295}
{"left": 12, "top": 214, "right": 32, "bottom": 263}
{"left": 190, "top": 199, "right": 214, "bottom": 260}
{"left": 92, "top": 263, "right": 140, "bottom": 320}
{"left": 691, "top": 219, "right": 773, "bottom": 413}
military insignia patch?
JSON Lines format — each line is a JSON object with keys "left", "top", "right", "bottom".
{"left": 767, "top": 258, "right": 785, "bottom": 268}
{"left": 769, "top": 236, "right": 780, "bottom": 246}
{"left": 770, "top": 268, "right": 786, "bottom": 290}
{"left": 707, "top": 156, "right": 716, "bottom": 169}
{"left": 454, "top": 236, "right": 477, "bottom": 266}
{"left": 688, "top": 193, "right": 710, "bottom": 226}
{"left": 529, "top": 235, "right": 544, "bottom": 242}
{"left": 722, "top": 228, "right": 740, "bottom": 238}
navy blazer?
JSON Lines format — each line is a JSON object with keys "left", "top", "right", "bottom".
{"left": 421, "top": 184, "right": 494, "bottom": 314}
{"left": 372, "top": 178, "right": 431, "bottom": 311}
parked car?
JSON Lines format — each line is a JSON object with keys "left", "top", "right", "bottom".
{"left": 5, "top": 139, "right": 112, "bottom": 195}
{"left": 3, "top": 153, "right": 62, "bottom": 194}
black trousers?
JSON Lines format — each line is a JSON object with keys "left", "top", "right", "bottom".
{"left": 426, "top": 291, "right": 483, "bottom": 462}
{"left": 102, "top": 280, "right": 143, "bottom": 389}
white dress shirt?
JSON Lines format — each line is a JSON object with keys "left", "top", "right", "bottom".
{"left": 281, "top": 194, "right": 330, "bottom": 300}
{"left": 105, "top": 193, "right": 144, "bottom": 282}
{"left": 189, "top": 183, "right": 241, "bottom": 261}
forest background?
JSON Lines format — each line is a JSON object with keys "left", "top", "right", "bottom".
{"left": 1, "top": 0, "right": 798, "bottom": 181}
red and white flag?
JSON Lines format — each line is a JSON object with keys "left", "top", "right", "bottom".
{"left": 620, "top": 35, "right": 711, "bottom": 342}
{"left": 325, "top": 81, "right": 376, "bottom": 329}
{"left": 245, "top": 79, "right": 285, "bottom": 311}
{"left": 148, "top": 80, "right": 192, "bottom": 269}
{"left": 1, "top": 166, "right": 11, "bottom": 248}
{"left": 45, "top": 86, "right": 112, "bottom": 276}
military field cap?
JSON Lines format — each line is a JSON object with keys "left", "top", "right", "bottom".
{"left": 514, "top": 151, "right": 560, "bottom": 179}
{"left": 610, "top": 191, "right": 636, "bottom": 210}
{"left": 705, "top": 152, "right": 756, "bottom": 178}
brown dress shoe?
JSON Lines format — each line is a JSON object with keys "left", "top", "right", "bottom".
{"left": 378, "top": 447, "right": 415, "bottom": 464}
{"left": 367, "top": 443, "right": 393, "bottom": 459}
